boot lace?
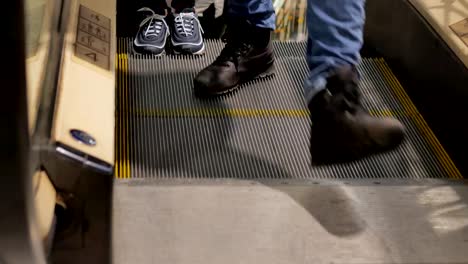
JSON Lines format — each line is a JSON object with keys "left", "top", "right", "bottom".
{"left": 214, "top": 31, "right": 251, "bottom": 67}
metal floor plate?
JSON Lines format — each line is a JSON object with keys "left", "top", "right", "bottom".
{"left": 112, "top": 181, "right": 468, "bottom": 264}
{"left": 115, "top": 38, "right": 461, "bottom": 179}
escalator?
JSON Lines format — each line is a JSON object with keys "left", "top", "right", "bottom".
{"left": 2, "top": 0, "right": 468, "bottom": 263}
{"left": 108, "top": 1, "right": 468, "bottom": 262}
{"left": 115, "top": 39, "right": 461, "bottom": 180}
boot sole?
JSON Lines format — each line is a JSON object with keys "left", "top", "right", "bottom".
{"left": 310, "top": 133, "right": 406, "bottom": 166}
{"left": 194, "top": 62, "right": 276, "bottom": 98}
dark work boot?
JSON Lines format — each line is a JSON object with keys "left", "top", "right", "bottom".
{"left": 309, "top": 66, "right": 405, "bottom": 165}
{"left": 193, "top": 20, "right": 274, "bottom": 97}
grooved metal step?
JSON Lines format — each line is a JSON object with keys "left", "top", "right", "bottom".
{"left": 115, "top": 38, "right": 461, "bottom": 180}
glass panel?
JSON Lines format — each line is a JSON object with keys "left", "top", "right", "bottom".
{"left": 25, "top": 0, "right": 47, "bottom": 58}
{"left": 273, "top": 0, "right": 307, "bottom": 41}
{"left": 24, "top": 0, "right": 51, "bottom": 134}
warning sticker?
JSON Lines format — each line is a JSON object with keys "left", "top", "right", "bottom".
{"left": 75, "top": 5, "right": 111, "bottom": 70}
{"left": 76, "top": 44, "right": 110, "bottom": 70}
{"left": 450, "top": 18, "right": 468, "bottom": 47}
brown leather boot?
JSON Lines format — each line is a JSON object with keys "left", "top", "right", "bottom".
{"left": 309, "top": 66, "right": 405, "bottom": 165}
{"left": 193, "top": 20, "right": 274, "bottom": 97}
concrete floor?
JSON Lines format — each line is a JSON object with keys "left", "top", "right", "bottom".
{"left": 113, "top": 179, "right": 468, "bottom": 264}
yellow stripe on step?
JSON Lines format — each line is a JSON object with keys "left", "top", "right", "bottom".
{"left": 376, "top": 58, "right": 462, "bottom": 180}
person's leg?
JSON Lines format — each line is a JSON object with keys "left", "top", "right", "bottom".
{"left": 304, "top": 0, "right": 364, "bottom": 101}
{"left": 227, "top": 0, "right": 276, "bottom": 30}
{"left": 306, "top": 0, "right": 405, "bottom": 164}
{"left": 193, "top": 0, "right": 276, "bottom": 96}
{"left": 170, "top": 0, "right": 195, "bottom": 12}
{"left": 139, "top": 0, "right": 169, "bottom": 14}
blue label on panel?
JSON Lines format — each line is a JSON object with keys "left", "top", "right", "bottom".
{"left": 70, "top": 129, "right": 96, "bottom": 146}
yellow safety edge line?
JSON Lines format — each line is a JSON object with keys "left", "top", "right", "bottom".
{"left": 123, "top": 108, "right": 416, "bottom": 118}
{"left": 124, "top": 52, "right": 130, "bottom": 178}
{"left": 116, "top": 41, "right": 123, "bottom": 178}
{"left": 115, "top": 45, "right": 131, "bottom": 178}
{"left": 379, "top": 59, "right": 461, "bottom": 179}
{"left": 116, "top": 44, "right": 121, "bottom": 178}
{"left": 115, "top": 40, "right": 121, "bottom": 178}
{"left": 132, "top": 108, "right": 309, "bottom": 117}
{"left": 377, "top": 58, "right": 462, "bottom": 179}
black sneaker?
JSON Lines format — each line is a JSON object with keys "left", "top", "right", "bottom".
{"left": 309, "top": 66, "right": 405, "bottom": 165}
{"left": 133, "top": 7, "right": 169, "bottom": 56}
{"left": 193, "top": 20, "right": 274, "bottom": 97}
{"left": 170, "top": 8, "right": 205, "bottom": 55}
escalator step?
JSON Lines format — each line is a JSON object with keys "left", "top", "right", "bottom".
{"left": 115, "top": 38, "right": 461, "bottom": 180}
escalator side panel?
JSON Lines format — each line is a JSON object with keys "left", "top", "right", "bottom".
{"left": 52, "top": 0, "right": 116, "bottom": 166}
{"left": 365, "top": 0, "right": 468, "bottom": 177}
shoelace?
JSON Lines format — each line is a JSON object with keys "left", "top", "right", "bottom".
{"left": 138, "top": 7, "right": 166, "bottom": 37}
{"left": 174, "top": 12, "right": 203, "bottom": 37}
{"left": 214, "top": 31, "right": 251, "bottom": 67}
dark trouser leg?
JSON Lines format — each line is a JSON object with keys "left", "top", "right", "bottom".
{"left": 171, "top": 0, "right": 195, "bottom": 12}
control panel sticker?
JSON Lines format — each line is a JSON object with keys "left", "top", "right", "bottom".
{"left": 450, "top": 18, "right": 468, "bottom": 48}
{"left": 75, "top": 5, "right": 111, "bottom": 70}
{"left": 70, "top": 129, "right": 97, "bottom": 146}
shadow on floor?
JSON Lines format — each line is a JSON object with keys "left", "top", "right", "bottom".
{"left": 274, "top": 185, "right": 367, "bottom": 237}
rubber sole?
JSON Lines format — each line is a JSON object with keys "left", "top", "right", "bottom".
{"left": 131, "top": 44, "right": 166, "bottom": 57}
{"left": 172, "top": 43, "right": 206, "bottom": 56}
{"left": 194, "top": 61, "right": 276, "bottom": 98}
{"left": 132, "top": 42, "right": 205, "bottom": 57}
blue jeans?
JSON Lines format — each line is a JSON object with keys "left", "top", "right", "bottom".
{"left": 227, "top": 0, "right": 365, "bottom": 102}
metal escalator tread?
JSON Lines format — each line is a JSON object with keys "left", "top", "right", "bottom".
{"left": 115, "top": 38, "right": 462, "bottom": 180}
